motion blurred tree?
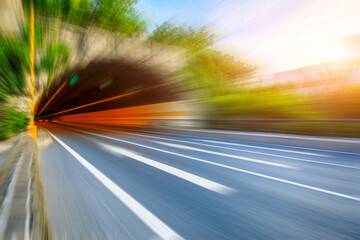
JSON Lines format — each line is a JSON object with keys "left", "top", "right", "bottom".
{"left": 39, "top": 42, "right": 70, "bottom": 87}
{"left": 150, "top": 22, "right": 213, "bottom": 52}
{"left": 150, "top": 22, "right": 254, "bottom": 96}
{"left": 71, "top": 0, "right": 93, "bottom": 26}
{"left": 59, "top": 0, "right": 73, "bottom": 22}
{"left": 94, "top": 0, "right": 145, "bottom": 34}
{"left": 0, "top": 108, "right": 29, "bottom": 140}
{"left": 23, "top": 0, "right": 145, "bottom": 34}
{"left": 0, "top": 38, "right": 30, "bottom": 102}
{"left": 211, "top": 51, "right": 255, "bottom": 84}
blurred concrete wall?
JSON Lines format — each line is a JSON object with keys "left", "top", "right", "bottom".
{"left": 0, "top": 0, "right": 24, "bottom": 36}
{"left": 56, "top": 24, "right": 186, "bottom": 74}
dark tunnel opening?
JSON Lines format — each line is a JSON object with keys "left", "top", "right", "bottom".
{"left": 36, "top": 60, "right": 181, "bottom": 120}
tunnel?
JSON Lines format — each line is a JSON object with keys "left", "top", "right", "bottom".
{"left": 36, "top": 60, "right": 181, "bottom": 126}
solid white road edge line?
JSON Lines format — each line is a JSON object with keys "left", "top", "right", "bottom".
{"left": 98, "top": 143, "right": 235, "bottom": 195}
{"left": 45, "top": 129, "right": 183, "bottom": 240}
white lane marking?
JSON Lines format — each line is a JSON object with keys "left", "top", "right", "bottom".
{"left": 59, "top": 122, "right": 360, "bottom": 156}
{"left": 199, "top": 140, "right": 325, "bottom": 157}
{"left": 235, "top": 141, "right": 360, "bottom": 156}
{"left": 45, "top": 129, "right": 183, "bottom": 240}
{"left": 168, "top": 127, "right": 360, "bottom": 144}
{"left": 99, "top": 143, "right": 234, "bottom": 195}
{"left": 117, "top": 132, "right": 360, "bottom": 170}
{"left": 154, "top": 141, "right": 295, "bottom": 169}
{"left": 67, "top": 127, "right": 360, "bottom": 202}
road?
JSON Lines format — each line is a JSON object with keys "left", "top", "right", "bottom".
{"left": 37, "top": 123, "right": 360, "bottom": 240}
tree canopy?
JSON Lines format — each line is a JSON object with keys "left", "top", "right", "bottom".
{"left": 150, "top": 21, "right": 255, "bottom": 96}
{"left": 0, "top": 38, "right": 30, "bottom": 102}
{"left": 150, "top": 22, "right": 213, "bottom": 52}
{"left": 23, "top": 0, "right": 146, "bottom": 34}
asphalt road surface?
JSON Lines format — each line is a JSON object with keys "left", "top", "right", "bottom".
{"left": 37, "top": 123, "right": 360, "bottom": 240}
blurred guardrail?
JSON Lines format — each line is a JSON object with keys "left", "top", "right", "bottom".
{"left": 69, "top": 118, "right": 360, "bottom": 138}
{"left": 150, "top": 119, "right": 360, "bottom": 154}
{"left": 51, "top": 115, "right": 360, "bottom": 138}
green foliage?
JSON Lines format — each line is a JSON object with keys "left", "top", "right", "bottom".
{"left": 211, "top": 52, "right": 256, "bottom": 83}
{"left": 0, "top": 108, "right": 29, "bottom": 140}
{"left": 21, "top": 20, "right": 46, "bottom": 50}
{"left": 23, "top": 0, "right": 72, "bottom": 19}
{"left": 150, "top": 22, "right": 213, "bottom": 52}
{"left": 93, "top": 0, "right": 145, "bottom": 34}
{"left": 201, "top": 88, "right": 319, "bottom": 119}
{"left": 0, "top": 38, "right": 30, "bottom": 102}
{"left": 308, "top": 84, "right": 360, "bottom": 119}
{"left": 23, "top": 0, "right": 145, "bottom": 34}
{"left": 39, "top": 42, "right": 70, "bottom": 87}
{"left": 0, "top": 91, "right": 7, "bottom": 103}
{"left": 60, "top": 0, "right": 73, "bottom": 21}
{"left": 200, "top": 81, "right": 360, "bottom": 120}
{"left": 0, "top": 21, "right": 46, "bottom": 102}
{"left": 150, "top": 21, "right": 255, "bottom": 98}
{"left": 177, "top": 51, "right": 221, "bottom": 95}
{"left": 182, "top": 50, "right": 255, "bottom": 93}
{"left": 70, "top": 0, "right": 93, "bottom": 26}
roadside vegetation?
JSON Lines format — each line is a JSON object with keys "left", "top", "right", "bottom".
{"left": 0, "top": 34, "right": 31, "bottom": 140}
{"left": 150, "top": 21, "right": 360, "bottom": 119}
{"left": 22, "top": 0, "right": 145, "bottom": 34}
{"left": 0, "top": 108, "right": 29, "bottom": 140}
{"left": 148, "top": 21, "right": 360, "bottom": 136}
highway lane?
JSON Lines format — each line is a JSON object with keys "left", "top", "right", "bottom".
{"left": 38, "top": 123, "right": 360, "bottom": 240}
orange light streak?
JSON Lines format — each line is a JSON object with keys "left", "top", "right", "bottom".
{"left": 44, "top": 83, "right": 168, "bottom": 117}
{"left": 38, "top": 82, "right": 66, "bottom": 115}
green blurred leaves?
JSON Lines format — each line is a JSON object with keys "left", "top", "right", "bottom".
{"left": 93, "top": 0, "right": 145, "bottom": 34}
{"left": 150, "top": 22, "right": 213, "bottom": 52}
{"left": 23, "top": 0, "right": 145, "bottom": 34}
{"left": 150, "top": 22, "right": 255, "bottom": 99}
{"left": 39, "top": 42, "right": 70, "bottom": 87}
{"left": 0, "top": 38, "right": 30, "bottom": 102}
{"left": 0, "top": 108, "right": 29, "bottom": 140}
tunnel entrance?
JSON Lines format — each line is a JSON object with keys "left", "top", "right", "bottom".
{"left": 36, "top": 59, "right": 180, "bottom": 121}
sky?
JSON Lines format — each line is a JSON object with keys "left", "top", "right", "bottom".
{"left": 137, "top": 0, "right": 360, "bottom": 74}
